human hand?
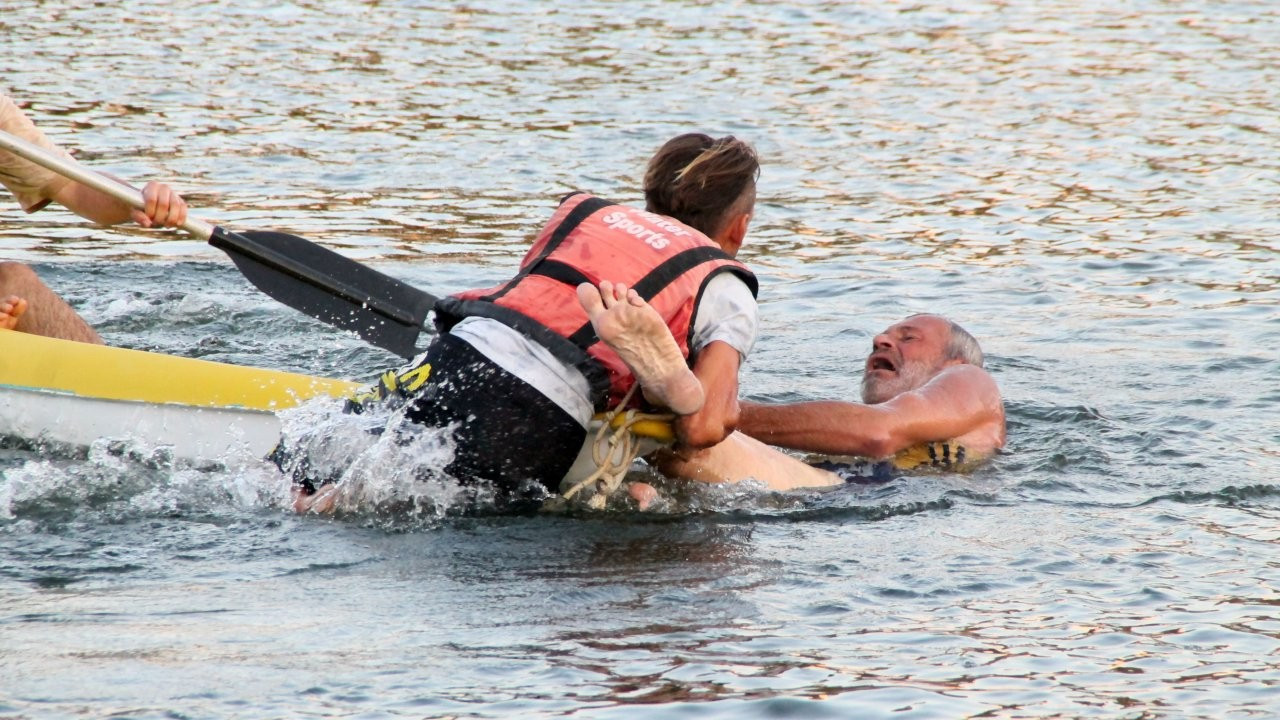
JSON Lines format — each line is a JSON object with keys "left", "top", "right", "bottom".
{"left": 131, "top": 181, "right": 188, "bottom": 228}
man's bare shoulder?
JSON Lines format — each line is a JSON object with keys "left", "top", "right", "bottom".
{"left": 927, "top": 364, "right": 1005, "bottom": 450}
{"left": 925, "top": 363, "right": 1000, "bottom": 397}
{"left": 873, "top": 363, "right": 1004, "bottom": 453}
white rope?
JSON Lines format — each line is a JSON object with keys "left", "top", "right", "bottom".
{"left": 561, "top": 385, "right": 673, "bottom": 509}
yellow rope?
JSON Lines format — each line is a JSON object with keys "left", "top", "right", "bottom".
{"left": 561, "top": 385, "right": 675, "bottom": 509}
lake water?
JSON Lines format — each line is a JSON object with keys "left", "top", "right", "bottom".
{"left": 2, "top": 0, "right": 1278, "bottom": 717}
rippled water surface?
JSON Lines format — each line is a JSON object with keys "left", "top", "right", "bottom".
{"left": 2, "top": 1, "right": 1278, "bottom": 718}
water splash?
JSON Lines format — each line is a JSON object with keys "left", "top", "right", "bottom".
{"left": 0, "top": 436, "right": 283, "bottom": 526}
{"left": 273, "top": 396, "right": 493, "bottom": 526}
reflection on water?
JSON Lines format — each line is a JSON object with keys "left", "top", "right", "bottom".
{"left": 2, "top": 0, "right": 1278, "bottom": 717}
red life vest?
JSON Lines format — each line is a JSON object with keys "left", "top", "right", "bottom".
{"left": 433, "top": 192, "right": 757, "bottom": 412}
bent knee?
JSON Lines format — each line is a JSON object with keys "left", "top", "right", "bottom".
{"left": 0, "top": 262, "right": 44, "bottom": 291}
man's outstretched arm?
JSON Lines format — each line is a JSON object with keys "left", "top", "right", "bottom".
{"left": 738, "top": 365, "right": 1003, "bottom": 458}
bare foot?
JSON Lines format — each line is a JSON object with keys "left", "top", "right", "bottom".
{"left": 577, "top": 281, "right": 704, "bottom": 415}
{"left": 0, "top": 295, "right": 28, "bottom": 331}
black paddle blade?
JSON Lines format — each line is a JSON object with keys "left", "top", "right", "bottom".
{"left": 209, "top": 227, "right": 436, "bottom": 359}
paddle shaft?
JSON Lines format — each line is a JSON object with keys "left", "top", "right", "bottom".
{"left": 0, "top": 129, "right": 435, "bottom": 355}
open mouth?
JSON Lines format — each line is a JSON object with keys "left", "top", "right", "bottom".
{"left": 868, "top": 354, "right": 897, "bottom": 373}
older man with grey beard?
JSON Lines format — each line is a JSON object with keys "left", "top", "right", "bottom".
{"left": 654, "top": 313, "right": 1006, "bottom": 491}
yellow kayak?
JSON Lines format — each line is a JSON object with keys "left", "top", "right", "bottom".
{"left": 0, "top": 331, "right": 358, "bottom": 462}
{"left": 0, "top": 331, "right": 675, "bottom": 475}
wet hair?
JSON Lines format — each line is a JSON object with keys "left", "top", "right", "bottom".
{"left": 643, "top": 133, "right": 759, "bottom": 238}
{"left": 943, "top": 320, "right": 984, "bottom": 368}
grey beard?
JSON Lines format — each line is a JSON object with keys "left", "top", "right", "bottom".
{"left": 861, "top": 360, "right": 937, "bottom": 404}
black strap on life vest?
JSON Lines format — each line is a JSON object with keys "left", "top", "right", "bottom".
{"left": 482, "top": 193, "right": 615, "bottom": 302}
{"left": 562, "top": 245, "right": 756, "bottom": 349}
{"left": 685, "top": 264, "right": 759, "bottom": 355}
{"left": 432, "top": 295, "right": 613, "bottom": 410}
{"left": 528, "top": 259, "right": 593, "bottom": 290}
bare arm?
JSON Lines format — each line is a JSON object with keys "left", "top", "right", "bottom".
{"left": 49, "top": 176, "right": 188, "bottom": 228}
{"left": 739, "top": 364, "right": 1004, "bottom": 458}
{"left": 673, "top": 340, "right": 742, "bottom": 449}
{"left": 1, "top": 93, "right": 187, "bottom": 227}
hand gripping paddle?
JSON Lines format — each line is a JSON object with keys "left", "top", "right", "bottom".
{"left": 0, "top": 129, "right": 434, "bottom": 358}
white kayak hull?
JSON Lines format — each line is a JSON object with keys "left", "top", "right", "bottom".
{"left": 1, "top": 384, "right": 283, "bottom": 461}
{"left": 1, "top": 331, "right": 675, "bottom": 490}
{"left": 0, "top": 331, "right": 359, "bottom": 463}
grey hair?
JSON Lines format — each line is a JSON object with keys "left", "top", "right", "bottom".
{"left": 904, "top": 313, "right": 985, "bottom": 368}
{"left": 943, "top": 320, "right": 984, "bottom": 368}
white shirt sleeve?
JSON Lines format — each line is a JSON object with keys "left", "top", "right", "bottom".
{"left": 689, "top": 272, "right": 758, "bottom": 360}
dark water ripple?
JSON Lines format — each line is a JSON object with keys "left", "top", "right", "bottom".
{"left": 2, "top": 0, "right": 1279, "bottom": 717}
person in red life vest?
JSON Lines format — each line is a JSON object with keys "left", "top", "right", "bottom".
{"left": 288, "top": 133, "right": 761, "bottom": 510}
{"left": 0, "top": 92, "right": 188, "bottom": 343}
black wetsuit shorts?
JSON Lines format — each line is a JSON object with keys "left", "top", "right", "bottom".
{"left": 401, "top": 332, "right": 587, "bottom": 493}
